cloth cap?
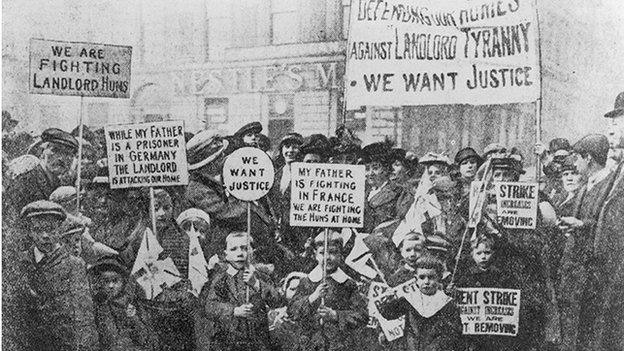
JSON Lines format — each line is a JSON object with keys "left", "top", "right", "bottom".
{"left": 573, "top": 134, "right": 610, "bottom": 166}
{"left": 605, "top": 92, "right": 624, "bottom": 118}
{"left": 362, "top": 142, "right": 392, "bottom": 164}
{"left": 49, "top": 186, "right": 78, "bottom": 204}
{"left": 176, "top": 208, "right": 211, "bottom": 227}
{"left": 389, "top": 148, "right": 407, "bottom": 163}
{"left": 454, "top": 147, "right": 482, "bottom": 166}
{"left": 419, "top": 152, "right": 452, "bottom": 167}
{"left": 20, "top": 200, "right": 67, "bottom": 221}
{"left": 560, "top": 155, "right": 578, "bottom": 173}
{"left": 301, "top": 134, "right": 330, "bottom": 156}
{"left": 89, "top": 255, "right": 128, "bottom": 275}
{"left": 234, "top": 122, "right": 262, "bottom": 137}
{"left": 186, "top": 130, "right": 230, "bottom": 171}
{"left": 313, "top": 230, "right": 344, "bottom": 248}
{"left": 490, "top": 154, "right": 525, "bottom": 174}
{"left": 483, "top": 143, "right": 506, "bottom": 157}
{"left": 425, "top": 235, "right": 451, "bottom": 253}
{"left": 549, "top": 138, "right": 571, "bottom": 153}
{"left": 41, "top": 128, "right": 79, "bottom": 151}
{"left": 279, "top": 132, "right": 304, "bottom": 147}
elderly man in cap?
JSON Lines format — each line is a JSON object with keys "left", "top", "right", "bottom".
{"left": 362, "top": 141, "right": 403, "bottom": 233}
{"left": 183, "top": 130, "right": 280, "bottom": 270}
{"left": 15, "top": 200, "right": 98, "bottom": 351}
{"left": 5, "top": 128, "right": 78, "bottom": 220}
{"left": 234, "top": 121, "right": 262, "bottom": 147}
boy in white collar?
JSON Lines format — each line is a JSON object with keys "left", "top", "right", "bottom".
{"left": 379, "top": 255, "right": 462, "bottom": 351}
{"left": 288, "top": 230, "right": 368, "bottom": 351}
{"left": 204, "top": 231, "right": 281, "bottom": 351}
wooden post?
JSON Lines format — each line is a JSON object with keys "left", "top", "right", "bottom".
{"left": 75, "top": 95, "right": 85, "bottom": 212}
{"left": 246, "top": 201, "right": 252, "bottom": 303}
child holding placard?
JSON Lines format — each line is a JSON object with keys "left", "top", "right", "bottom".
{"left": 454, "top": 236, "right": 521, "bottom": 351}
{"left": 204, "top": 232, "right": 282, "bottom": 351}
{"left": 288, "top": 230, "right": 368, "bottom": 351}
{"left": 378, "top": 255, "right": 462, "bottom": 351}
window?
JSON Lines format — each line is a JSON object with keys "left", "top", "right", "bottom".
{"left": 271, "top": 0, "right": 298, "bottom": 44}
{"left": 268, "top": 94, "right": 294, "bottom": 141}
{"left": 204, "top": 98, "right": 229, "bottom": 125}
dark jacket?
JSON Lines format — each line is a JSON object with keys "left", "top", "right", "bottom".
{"left": 288, "top": 273, "right": 368, "bottom": 351}
{"left": 378, "top": 292, "right": 462, "bottom": 351}
{"left": 17, "top": 246, "right": 99, "bottom": 351}
{"left": 183, "top": 172, "right": 279, "bottom": 264}
{"left": 92, "top": 281, "right": 158, "bottom": 351}
{"left": 204, "top": 264, "right": 282, "bottom": 351}
{"left": 364, "top": 182, "right": 403, "bottom": 233}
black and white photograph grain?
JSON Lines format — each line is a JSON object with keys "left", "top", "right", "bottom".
{"left": 2, "top": 0, "right": 624, "bottom": 350}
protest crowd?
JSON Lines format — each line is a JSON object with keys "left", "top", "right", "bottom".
{"left": 2, "top": 91, "right": 624, "bottom": 351}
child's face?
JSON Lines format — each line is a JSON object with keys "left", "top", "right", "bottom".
{"left": 400, "top": 240, "right": 423, "bottom": 267}
{"left": 315, "top": 245, "right": 342, "bottom": 273}
{"left": 29, "top": 216, "right": 62, "bottom": 253}
{"left": 285, "top": 278, "right": 301, "bottom": 300}
{"left": 224, "top": 236, "right": 251, "bottom": 270}
{"left": 416, "top": 268, "right": 440, "bottom": 296}
{"left": 155, "top": 193, "right": 174, "bottom": 228}
{"left": 472, "top": 243, "right": 493, "bottom": 270}
{"left": 99, "top": 270, "right": 125, "bottom": 300}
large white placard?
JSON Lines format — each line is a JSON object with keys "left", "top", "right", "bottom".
{"left": 30, "top": 38, "right": 132, "bottom": 98}
{"left": 345, "top": 0, "right": 540, "bottom": 108}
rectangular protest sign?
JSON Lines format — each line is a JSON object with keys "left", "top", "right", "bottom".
{"left": 495, "top": 181, "right": 538, "bottom": 229}
{"left": 345, "top": 0, "right": 540, "bottom": 108}
{"left": 104, "top": 121, "right": 188, "bottom": 189}
{"left": 367, "top": 282, "right": 405, "bottom": 341}
{"left": 289, "top": 163, "right": 365, "bottom": 228}
{"left": 29, "top": 38, "right": 132, "bottom": 98}
{"left": 457, "top": 288, "right": 521, "bottom": 336}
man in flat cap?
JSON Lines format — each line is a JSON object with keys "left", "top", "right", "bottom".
{"left": 5, "top": 128, "right": 78, "bottom": 221}
{"left": 234, "top": 121, "right": 263, "bottom": 147}
{"left": 15, "top": 200, "right": 98, "bottom": 351}
{"left": 362, "top": 141, "right": 403, "bottom": 233}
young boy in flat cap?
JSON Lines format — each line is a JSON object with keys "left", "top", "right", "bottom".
{"left": 378, "top": 255, "right": 462, "bottom": 351}
{"left": 288, "top": 230, "right": 368, "bottom": 351}
{"left": 90, "top": 255, "right": 157, "bottom": 351}
{"left": 16, "top": 200, "right": 98, "bottom": 351}
{"left": 204, "top": 231, "right": 282, "bottom": 351}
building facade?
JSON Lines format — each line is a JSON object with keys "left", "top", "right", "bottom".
{"left": 3, "top": 0, "right": 622, "bottom": 160}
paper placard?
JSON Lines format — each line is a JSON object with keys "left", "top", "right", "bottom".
{"left": 457, "top": 288, "right": 521, "bottom": 336}
{"left": 289, "top": 163, "right": 366, "bottom": 228}
{"left": 105, "top": 120, "right": 188, "bottom": 188}
{"left": 345, "top": 0, "right": 540, "bottom": 108}
{"left": 495, "top": 182, "right": 538, "bottom": 229}
{"left": 29, "top": 38, "right": 132, "bottom": 98}
{"left": 222, "top": 147, "right": 275, "bottom": 201}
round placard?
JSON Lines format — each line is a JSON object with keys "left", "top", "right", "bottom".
{"left": 222, "top": 147, "right": 275, "bottom": 201}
